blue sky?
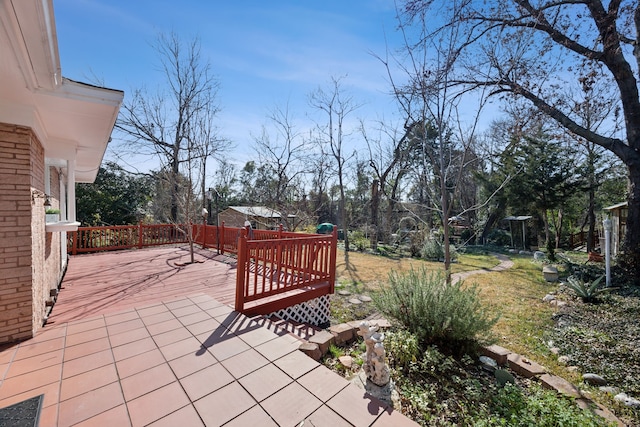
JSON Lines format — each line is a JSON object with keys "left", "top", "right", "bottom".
{"left": 53, "top": 0, "right": 408, "bottom": 168}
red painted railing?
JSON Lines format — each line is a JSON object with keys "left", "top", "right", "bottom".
{"left": 234, "top": 227, "right": 337, "bottom": 315}
{"left": 68, "top": 223, "right": 337, "bottom": 316}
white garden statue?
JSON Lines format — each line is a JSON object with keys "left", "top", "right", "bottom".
{"left": 357, "top": 321, "right": 390, "bottom": 386}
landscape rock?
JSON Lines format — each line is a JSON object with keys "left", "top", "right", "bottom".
{"left": 614, "top": 392, "right": 640, "bottom": 408}
{"left": 542, "top": 265, "right": 559, "bottom": 282}
{"left": 534, "top": 251, "right": 546, "bottom": 260}
{"left": 299, "top": 342, "right": 322, "bottom": 360}
{"left": 348, "top": 298, "right": 362, "bottom": 305}
{"left": 549, "top": 347, "right": 560, "bottom": 355}
{"left": 557, "top": 355, "right": 570, "bottom": 365}
{"left": 543, "top": 294, "right": 556, "bottom": 302}
{"left": 583, "top": 373, "right": 607, "bottom": 386}
{"left": 359, "top": 295, "right": 372, "bottom": 303}
{"left": 337, "top": 290, "right": 351, "bottom": 296}
{"left": 599, "top": 386, "right": 619, "bottom": 395}
{"left": 329, "top": 323, "right": 355, "bottom": 346}
{"left": 309, "top": 330, "right": 335, "bottom": 355}
{"left": 338, "top": 355, "right": 353, "bottom": 369}
{"left": 494, "top": 369, "right": 516, "bottom": 386}
{"left": 479, "top": 356, "right": 498, "bottom": 372}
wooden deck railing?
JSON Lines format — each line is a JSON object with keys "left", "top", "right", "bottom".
{"left": 234, "top": 227, "right": 337, "bottom": 315}
{"left": 68, "top": 223, "right": 337, "bottom": 316}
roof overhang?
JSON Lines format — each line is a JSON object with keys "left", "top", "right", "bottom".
{"left": 0, "top": 0, "right": 123, "bottom": 182}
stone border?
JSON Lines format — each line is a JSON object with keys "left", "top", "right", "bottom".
{"left": 481, "top": 344, "right": 624, "bottom": 426}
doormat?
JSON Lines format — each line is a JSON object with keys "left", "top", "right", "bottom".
{"left": 0, "top": 394, "right": 43, "bottom": 427}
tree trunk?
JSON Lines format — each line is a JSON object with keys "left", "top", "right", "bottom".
{"left": 620, "top": 166, "right": 640, "bottom": 285}
{"left": 371, "top": 179, "right": 380, "bottom": 250}
{"left": 587, "top": 186, "right": 596, "bottom": 252}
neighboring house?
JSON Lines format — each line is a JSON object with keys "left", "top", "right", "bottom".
{"left": 0, "top": 0, "right": 123, "bottom": 344}
{"left": 218, "top": 206, "right": 285, "bottom": 230}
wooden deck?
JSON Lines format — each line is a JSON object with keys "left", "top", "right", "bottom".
{"left": 47, "top": 245, "right": 238, "bottom": 325}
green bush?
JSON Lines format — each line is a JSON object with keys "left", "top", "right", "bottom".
{"left": 349, "top": 230, "right": 370, "bottom": 252}
{"left": 421, "top": 238, "right": 444, "bottom": 260}
{"left": 385, "top": 330, "right": 420, "bottom": 369}
{"left": 373, "top": 268, "right": 499, "bottom": 352}
{"left": 565, "top": 274, "right": 611, "bottom": 303}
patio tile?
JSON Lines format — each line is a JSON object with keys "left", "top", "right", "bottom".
{"left": 298, "top": 366, "right": 349, "bottom": 402}
{"left": 63, "top": 337, "right": 111, "bottom": 361}
{"left": 74, "top": 404, "right": 132, "bottom": 427}
{"left": 60, "top": 363, "right": 119, "bottom": 401}
{"left": 37, "top": 404, "right": 57, "bottom": 427}
{"left": 151, "top": 327, "right": 192, "bottom": 348}
{"left": 121, "top": 363, "right": 177, "bottom": 401}
{"left": 136, "top": 304, "right": 168, "bottom": 317}
{"left": 326, "top": 384, "right": 388, "bottom": 427}
{"left": 147, "top": 405, "right": 204, "bottom": 427}
{"left": 28, "top": 325, "right": 67, "bottom": 344}
{"left": 115, "top": 348, "right": 166, "bottom": 379}
{"left": 177, "top": 310, "right": 211, "bottom": 326}
{"left": 141, "top": 311, "right": 176, "bottom": 326}
{"left": 0, "top": 364, "right": 61, "bottom": 397}
{"left": 104, "top": 309, "right": 140, "bottom": 326}
{"left": 195, "top": 299, "right": 224, "bottom": 311}
{"left": 199, "top": 334, "right": 250, "bottom": 361}
{"left": 108, "top": 327, "right": 151, "bottom": 348}
{"left": 158, "top": 336, "right": 202, "bottom": 361}
{"left": 111, "top": 337, "right": 157, "bottom": 362}
{"left": 185, "top": 319, "right": 220, "bottom": 336}
{"left": 5, "top": 349, "right": 63, "bottom": 377}
{"left": 145, "top": 318, "right": 183, "bottom": 335}
{"left": 106, "top": 318, "right": 146, "bottom": 336}
{"left": 304, "top": 404, "right": 353, "bottom": 427}
{"left": 371, "top": 408, "right": 421, "bottom": 426}
{"left": 223, "top": 404, "right": 277, "bottom": 427}
{"left": 165, "top": 298, "right": 193, "bottom": 310}
{"left": 238, "top": 363, "right": 293, "bottom": 402}
{"left": 57, "top": 382, "right": 124, "bottom": 426}
{"left": 168, "top": 350, "right": 218, "bottom": 379}
{"left": 189, "top": 294, "right": 214, "bottom": 303}
{"left": 213, "top": 310, "right": 245, "bottom": 327}
{"left": 235, "top": 325, "right": 279, "bottom": 347}
{"left": 254, "top": 335, "right": 299, "bottom": 361}
{"left": 62, "top": 348, "right": 114, "bottom": 379}
{"left": 274, "top": 349, "right": 320, "bottom": 379}
{"left": 180, "top": 363, "right": 234, "bottom": 401}
{"left": 261, "top": 382, "right": 323, "bottom": 426}
{"left": 65, "top": 317, "right": 106, "bottom": 336}
{"left": 0, "top": 345, "right": 17, "bottom": 364}
{"left": 219, "top": 348, "right": 269, "bottom": 379}
{"left": 126, "top": 382, "right": 190, "bottom": 427}
{"left": 13, "top": 337, "right": 65, "bottom": 361}
{"left": 170, "top": 304, "right": 201, "bottom": 318}
{"left": 64, "top": 326, "right": 108, "bottom": 347}
{"left": 0, "top": 381, "right": 60, "bottom": 409}
{"left": 193, "top": 382, "right": 256, "bottom": 427}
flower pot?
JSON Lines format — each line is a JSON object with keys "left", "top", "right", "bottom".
{"left": 45, "top": 214, "right": 59, "bottom": 223}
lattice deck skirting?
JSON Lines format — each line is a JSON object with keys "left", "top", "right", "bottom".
{"left": 271, "top": 295, "right": 330, "bottom": 326}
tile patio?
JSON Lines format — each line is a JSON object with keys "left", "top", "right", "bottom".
{"left": 0, "top": 247, "right": 418, "bottom": 426}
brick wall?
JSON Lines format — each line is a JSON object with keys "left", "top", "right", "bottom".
{"left": 0, "top": 123, "right": 37, "bottom": 343}
{"left": 0, "top": 122, "right": 63, "bottom": 344}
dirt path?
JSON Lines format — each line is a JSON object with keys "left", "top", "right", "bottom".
{"left": 451, "top": 253, "right": 514, "bottom": 282}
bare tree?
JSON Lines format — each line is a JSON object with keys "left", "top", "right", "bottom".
{"left": 309, "top": 76, "right": 360, "bottom": 252}
{"left": 116, "top": 32, "right": 221, "bottom": 223}
{"left": 400, "top": 0, "right": 640, "bottom": 279}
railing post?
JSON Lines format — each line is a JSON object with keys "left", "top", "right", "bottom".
{"left": 329, "top": 226, "right": 338, "bottom": 294}
{"left": 235, "top": 228, "right": 248, "bottom": 312}
{"left": 71, "top": 230, "right": 78, "bottom": 255}
{"left": 220, "top": 221, "right": 225, "bottom": 255}
{"left": 202, "top": 222, "right": 207, "bottom": 249}
{"left": 138, "top": 223, "right": 143, "bottom": 249}
{"left": 278, "top": 223, "right": 283, "bottom": 239}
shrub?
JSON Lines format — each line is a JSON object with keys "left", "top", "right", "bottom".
{"left": 565, "top": 275, "right": 611, "bottom": 303}
{"left": 385, "top": 330, "right": 420, "bottom": 369}
{"left": 486, "top": 228, "right": 511, "bottom": 246}
{"left": 421, "top": 238, "right": 444, "bottom": 260}
{"left": 373, "top": 268, "right": 499, "bottom": 352}
{"left": 349, "top": 230, "right": 370, "bottom": 252}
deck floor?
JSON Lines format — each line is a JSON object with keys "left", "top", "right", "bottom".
{"left": 0, "top": 246, "right": 418, "bottom": 427}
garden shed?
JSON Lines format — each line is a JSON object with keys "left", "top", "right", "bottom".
{"left": 504, "top": 215, "right": 532, "bottom": 250}
{"left": 218, "top": 206, "right": 285, "bottom": 230}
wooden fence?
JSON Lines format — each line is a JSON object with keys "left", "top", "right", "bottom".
{"left": 67, "top": 223, "right": 337, "bottom": 316}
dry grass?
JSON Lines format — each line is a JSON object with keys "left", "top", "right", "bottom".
{"left": 335, "top": 249, "right": 500, "bottom": 289}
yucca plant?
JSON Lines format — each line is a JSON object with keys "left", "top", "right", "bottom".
{"left": 565, "top": 275, "right": 610, "bottom": 303}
